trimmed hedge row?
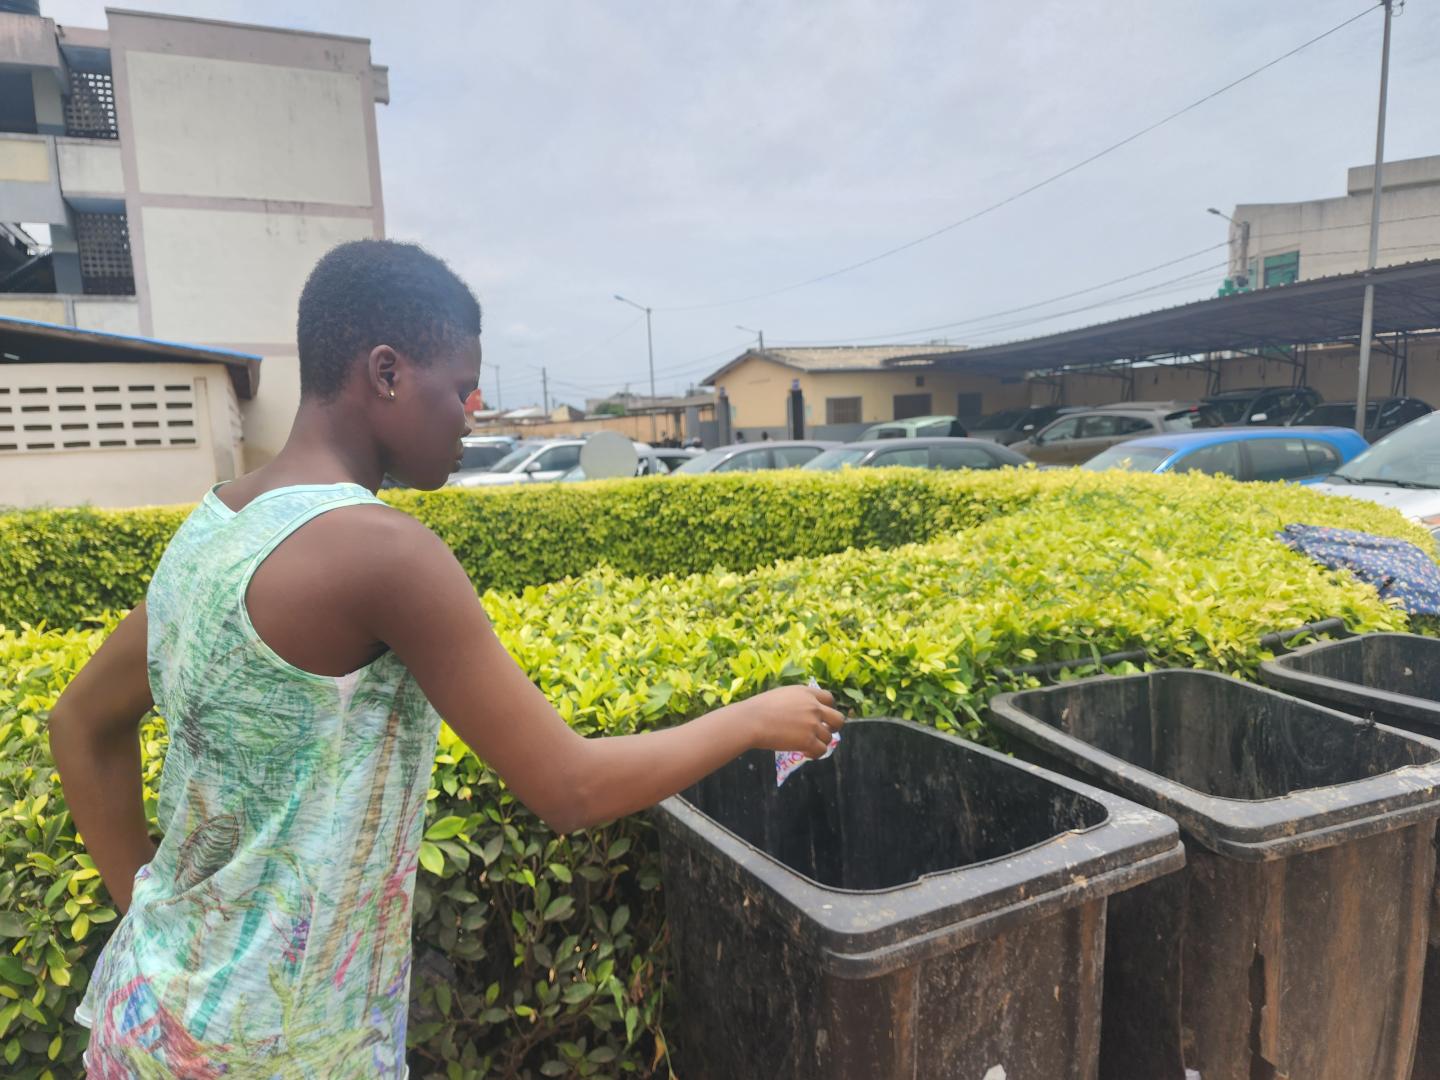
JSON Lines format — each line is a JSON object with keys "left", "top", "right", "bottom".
{"left": 0, "top": 470, "right": 1052, "bottom": 632}
{"left": 0, "top": 470, "right": 1431, "bottom": 1078}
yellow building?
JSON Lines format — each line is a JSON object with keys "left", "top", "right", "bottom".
{"left": 702, "top": 345, "right": 1030, "bottom": 441}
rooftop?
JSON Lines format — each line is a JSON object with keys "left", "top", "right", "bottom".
{"left": 703, "top": 344, "right": 962, "bottom": 385}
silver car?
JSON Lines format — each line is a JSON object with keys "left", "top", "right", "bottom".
{"left": 449, "top": 439, "right": 584, "bottom": 487}
{"left": 671, "top": 440, "right": 838, "bottom": 475}
{"left": 1309, "top": 411, "right": 1440, "bottom": 541}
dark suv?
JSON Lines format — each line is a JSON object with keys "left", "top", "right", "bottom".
{"left": 968, "top": 405, "right": 1066, "bottom": 446}
{"left": 1011, "top": 402, "right": 1217, "bottom": 465}
{"left": 1201, "top": 386, "right": 1321, "bottom": 427}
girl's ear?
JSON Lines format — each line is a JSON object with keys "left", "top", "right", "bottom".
{"left": 367, "top": 345, "right": 400, "bottom": 398}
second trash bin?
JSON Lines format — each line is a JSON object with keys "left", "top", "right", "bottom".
{"left": 653, "top": 717, "right": 1183, "bottom": 1080}
{"left": 990, "top": 669, "right": 1440, "bottom": 1080}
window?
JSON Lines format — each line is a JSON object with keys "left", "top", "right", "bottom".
{"left": 1246, "top": 438, "right": 1315, "bottom": 482}
{"left": 74, "top": 211, "right": 135, "bottom": 296}
{"left": 893, "top": 393, "right": 932, "bottom": 420}
{"left": 1263, "top": 251, "right": 1300, "bottom": 288}
{"left": 715, "top": 449, "right": 769, "bottom": 472}
{"left": 772, "top": 446, "right": 822, "bottom": 467}
{"left": 1077, "top": 414, "right": 1126, "bottom": 438}
{"left": 917, "top": 420, "right": 958, "bottom": 437}
{"left": 64, "top": 67, "right": 119, "bottom": 140}
{"left": 826, "top": 397, "right": 862, "bottom": 425}
{"left": 932, "top": 445, "right": 998, "bottom": 470}
{"left": 1303, "top": 440, "right": 1342, "bottom": 475}
{"left": 872, "top": 427, "right": 906, "bottom": 439}
{"left": 1172, "top": 441, "right": 1242, "bottom": 478}
{"left": 458, "top": 444, "right": 507, "bottom": 471}
{"left": 0, "top": 378, "right": 199, "bottom": 453}
{"left": 535, "top": 444, "right": 581, "bottom": 471}
{"left": 0, "top": 70, "right": 38, "bottom": 134}
{"left": 870, "top": 448, "right": 929, "bottom": 468}
{"left": 1036, "top": 417, "right": 1080, "bottom": 443}
{"left": 1113, "top": 416, "right": 1156, "bottom": 435}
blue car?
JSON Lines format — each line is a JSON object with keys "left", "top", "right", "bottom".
{"left": 1081, "top": 427, "right": 1368, "bottom": 484}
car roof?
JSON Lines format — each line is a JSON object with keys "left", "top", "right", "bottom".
{"left": 868, "top": 415, "right": 956, "bottom": 425}
{"left": 1109, "top": 427, "right": 1364, "bottom": 451}
{"left": 838, "top": 437, "right": 1011, "bottom": 450}
{"left": 1076, "top": 401, "right": 1200, "bottom": 413}
{"left": 710, "top": 440, "right": 838, "bottom": 451}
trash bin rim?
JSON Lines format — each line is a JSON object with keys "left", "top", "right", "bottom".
{"left": 1261, "top": 633, "right": 1440, "bottom": 729}
{"left": 653, "top": 717, "right": 1184, "bottom": 965}
{"left": 989, "top": 670, "right": 1440, "bottom": 859}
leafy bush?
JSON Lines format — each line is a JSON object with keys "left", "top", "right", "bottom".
{"left": 0, "top": 470, "right": 1049, "bottom": 631}
{"left": 0, "top": 470, "right": 1430, "bottom": 1077}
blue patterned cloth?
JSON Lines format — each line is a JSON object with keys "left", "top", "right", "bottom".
{"left": 1279, "top": 524, "right": 1440, "bottom": 615}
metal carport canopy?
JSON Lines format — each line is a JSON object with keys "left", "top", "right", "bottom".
{"left": 918, "top": 257, "right": 1440, "bottom": 377}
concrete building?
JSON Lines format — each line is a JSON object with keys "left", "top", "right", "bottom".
{"left": 1224, "top": 154, "right": 1440, "bottom": 289}
{"left": 0, "top": 1, "right": 388, "bottom": 475}
{"left": 0, "top": 313, "right": 259, "bottom": 508}
{"left": 702, "top": 345, "right": 1030, "bottom": 441}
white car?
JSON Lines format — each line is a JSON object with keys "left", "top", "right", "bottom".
{"left": 1309, "top": 411, "right": 1440, "bottom": 542}
{"left": 449, "top": 439, "right": 584, "bottom": 487}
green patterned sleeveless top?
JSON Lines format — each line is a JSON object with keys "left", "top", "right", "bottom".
{"left": 77, "top": 483, "right": 442, "bottom": 1079}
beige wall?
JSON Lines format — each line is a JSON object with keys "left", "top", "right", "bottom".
{"left": 0, "top": 297, "right": 67, "bottom": 323}
{"left": 124, "top": 50, "right": 373, "bottom": 206}
{"left": 72, "top": 299, "right": 143, "bottom": 336}
{"left": 0, "top": 360, "right": 241, "bottom": 509}
{"left": 0, "top": 134, "right": 50, "bottom": 182}
{"left": 714, "top": 356, "right": 1029, "bottom": 429}
{"left": 140, "top": 206, "right": 375, "bottom": 343}
{"left": 478, "top": 410, "right": 703, "bottom": 443}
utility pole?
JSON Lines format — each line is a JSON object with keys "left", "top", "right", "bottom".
{"left": 1355, "top": 0, "right": 1395, "bottom": 437}
{"left": 737, "top": 325, "right": 765, "bottom": 351}
{"left": 541, "top": 366, "right": 549, "bottom": 414}
{"left": 615, "top": 294, "right": 657, "bottom": 440}
{"left": 1207, "top": 209, "right": 1251, "bottom": 289}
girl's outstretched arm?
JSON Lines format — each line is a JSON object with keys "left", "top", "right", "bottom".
{"left": 363, "top": 514, "right": 844, "bottom": 834}
{"left": 49, "top": 603, "right": 157, "bottom": 913}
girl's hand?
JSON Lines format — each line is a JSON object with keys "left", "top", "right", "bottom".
{"left": 741, "top": 685, "right": 845, "bottom": 758}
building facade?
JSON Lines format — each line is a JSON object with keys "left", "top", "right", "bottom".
{"left": 0, "top": 2, "right": 388, "bottom": 470}
{"left": 1225, "top": 154, "right": 1440, "bottom": 290}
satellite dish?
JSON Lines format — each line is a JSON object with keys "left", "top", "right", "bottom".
{"left": 579, "top": 431, "right": 639, "bottom": 480}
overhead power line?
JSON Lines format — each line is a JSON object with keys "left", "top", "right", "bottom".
{"left": 656, "top": 3, "right": 1382, "bottom": 312}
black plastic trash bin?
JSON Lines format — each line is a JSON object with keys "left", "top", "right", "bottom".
{"left": 652, "top": 717, "right": 1184, "bottom": 1080}
{"left": 990, "top": 669, "right": 1440, "bottom": 1080}
{"left": 1261, "top": 633, "right": 1440, "bottom": 1080}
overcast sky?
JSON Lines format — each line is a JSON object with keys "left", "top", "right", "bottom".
{"left": 41, "top": 0, "right": 1440, "bottom": 407}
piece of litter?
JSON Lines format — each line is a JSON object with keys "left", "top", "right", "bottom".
{"left": 776, "top": 679, "right": 840, "bottom": 787}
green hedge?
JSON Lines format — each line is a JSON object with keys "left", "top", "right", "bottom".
{"left": 0, "top": 470, "right": 1431, "bottom": 1077}
{"left": 0, "top": 471, "right": 1051, "bottom": 632}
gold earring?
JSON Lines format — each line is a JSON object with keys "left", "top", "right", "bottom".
{"left": 388, "top": 389, "right": 396, "bottom": 400}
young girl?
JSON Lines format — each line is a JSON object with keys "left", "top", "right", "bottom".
{"left": 49, "top": 240, "right": 843, "bottom": 1078}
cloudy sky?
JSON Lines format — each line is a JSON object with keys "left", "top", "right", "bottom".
{"left": 42, "top": 0, "right": 1440, "bottom": 408}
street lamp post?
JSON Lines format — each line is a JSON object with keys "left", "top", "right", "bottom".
{"left": 614, "top": 294, "right": 657, "bottom": 440}
{"left": 1355, "top": 0, "right": 1396, "bottom": 438}
{"left": 1207, "top": 208, "right": 1251, "bottom": 290}
{"left": 736, "top": 325, "right": 765, "bottom": 352}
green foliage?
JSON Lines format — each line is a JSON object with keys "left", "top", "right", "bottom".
{"left": 0, "top": 469, "right": 1431, "bottom": 1077}
{"left": 1, "top": 470, "right": 1043, "bottom": 631}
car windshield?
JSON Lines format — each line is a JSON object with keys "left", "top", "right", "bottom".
{"left": 1081, "top": 445, "right": 1174, "bottom": 472}
{"left": 673, "top": 449, "right": 730, "bottom": 474}
{"left": 1300, "top": 403, "right": 1376, "bottom": 426}
{"left": 486, "top": 447, "right": 534, "bottom": 474}
{"left": 458, "top": 444, "right": 508, "bottom": 471}
{"left": 1330, "top": 412, "right": 1440, "bottom": 488}
{"left": 804, "top": 448, "right": 871, "bottom": 471}
{"left": 975, "top": 409, "right": 1025, "bottom": 429}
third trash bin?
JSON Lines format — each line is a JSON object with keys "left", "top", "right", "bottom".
{"left": 652, "top": 717, "right": 1183, "bottom": 1080}
{"left": 990, "top": 669, "right": 1440, "bottom": 1080}
{"left": 1261, "top": 632, "right": 1440, "bottom": 1080}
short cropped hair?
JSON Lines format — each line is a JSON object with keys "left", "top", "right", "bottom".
{"left": 296, "top": 240, "right": 481, "bottom": 401}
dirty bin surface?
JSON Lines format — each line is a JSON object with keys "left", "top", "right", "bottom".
{"left": 990, "top": 670, "right": 1440, "bottom": 1080}
{"left": 653, "top": 717, "right": 1183, "bottom": 1080}
{"left": 1261, "top": 632, "right": 1440, "bottom": 735}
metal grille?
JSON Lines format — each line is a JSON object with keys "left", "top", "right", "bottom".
{"left": 64, "top": 69, "right": 119, "bottom": 139}
{"left": 74, "top": 212, "right": 135, "bottom": 296}
{"left": 0, "top": 379, "right": 199, "bottom": 454}
{"left": 826, "top": 397, "right": 861, "bottom": 425}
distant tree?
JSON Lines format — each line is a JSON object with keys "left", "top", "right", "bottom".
{"left": 593, "top": 401, "right": 627, "bottom": 417}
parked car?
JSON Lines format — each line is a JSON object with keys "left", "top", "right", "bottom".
{"left": 804, "top": 437, "right": 1029, "bottom": 473}
{"left": 453, "top": 435, "right": 519, "bottom": 474}
{"left": 968, "top": 405, "right": 1066, "bottom": 446}
{"left": 1081, "top": 427, "right": 1368, "bottom": 483}
{"left": 856, "top": 415, "right": 967, "bottom": 440}
{"left": 1290, "top": 397, "right": 1433, "bottom": 443}
{"left": 671, "top": 440, "right": 838, "bottom": 475}
{"left": 559, "top": 445, "right": 700, "bottom": 481}
{"left": 1309, "top": 411, "right": 1440, "bottom": 540}
{"left": 1010, "top": 402, "right": 1217, "bottom": 466}
{"left": 1201, "top": 386, "right": 1321, "bottom": 427}
{"left": 449, "top": 439, "right": 584, "bottom": 487}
